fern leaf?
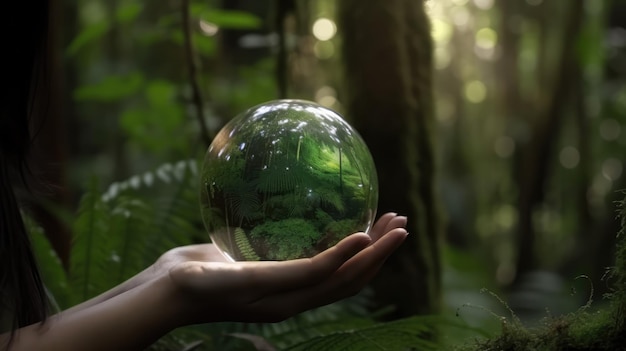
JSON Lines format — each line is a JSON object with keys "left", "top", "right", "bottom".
{"left": 226, "top": 182, "right": 261, "bottom": 224}
{"left": 235, "top": 227, "right": 260, "bottom": 261}
{"left": 284, "top": 316, "right": 440, "bottom": 351}
{"left": 102, "top": 160, "right": 198, "bottom": 203}
{"left": 257, "top": 158, "right": 303, "bottom": 194}
{"left": 25, "top": 215, "right": 73, "bottom": 310}
{"left": 70, "top": 182, "right": 115, "bottom": 304}
{"left": 108, "top": 197, "right": 153, "bottom": 282}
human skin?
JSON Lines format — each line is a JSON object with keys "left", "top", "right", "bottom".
{"left": 1, "top": 213, "right": 407, "bottom": 351}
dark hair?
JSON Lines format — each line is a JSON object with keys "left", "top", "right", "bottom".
{"left": 0, "top": 0, "right": 51, "bottom": 344}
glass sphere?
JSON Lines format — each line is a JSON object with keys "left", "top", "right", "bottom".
{"left": 199, "top": 100, "right": 378, "bottom": 261}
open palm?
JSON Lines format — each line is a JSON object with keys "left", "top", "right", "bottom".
{"left": 157, "top": 212, "right": 407, "bottom": 325}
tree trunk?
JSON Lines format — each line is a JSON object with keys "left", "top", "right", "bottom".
{"left": 339, "top": 0, "right": 441, "bottom": 318}
{"left": 513, "top": 2, "right": 583, "bottom": 278}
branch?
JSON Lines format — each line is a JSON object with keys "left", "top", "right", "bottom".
{"left": 181, "top": 0, "right": 212, "bottom": 147}
{"left": 275, "top": 0, "right": 293, "bottom": 98}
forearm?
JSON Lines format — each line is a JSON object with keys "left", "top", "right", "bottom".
{"left": 64, "top": 265, "right": 159, "bottom": 314}
{"left": 2, "top": 274, "right": 181, "bottom": 351}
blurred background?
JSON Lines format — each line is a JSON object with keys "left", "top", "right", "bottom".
{"left": 28, "top": 0, "right": 626, "bottom": 348}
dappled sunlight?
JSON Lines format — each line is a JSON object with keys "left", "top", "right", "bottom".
{"left": 312, "top": 17, "right": 336, "bottom": 41}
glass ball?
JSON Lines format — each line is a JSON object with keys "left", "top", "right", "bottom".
{"left": 199, "top": 100, "right": 378, "bottom": 261}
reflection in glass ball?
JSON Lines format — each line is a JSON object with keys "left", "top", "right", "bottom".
{"left": 199, "top": 100, "right": 378, "bottom": 261}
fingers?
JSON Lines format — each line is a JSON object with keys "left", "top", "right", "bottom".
{"left": 383, "top": 215, "right": 407, "bottom": 237}
{"left": 369, "top": 212, "right": 407, "bottom": 242}
{"left": 369, "top": 212, "right": 396, "bottom": 240}
{"left": 249, "top": 227, "right": 408, "bottom": 320}
{"left": 235, "top": 232, "right": 373, "bottom": 295}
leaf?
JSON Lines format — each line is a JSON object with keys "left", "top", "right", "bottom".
{"left": 25, "top": 215, "right": 72, "bottom": 310}
{"left": 170, "top": 30, "right": 217, "bottom": 57}
{"left": 107, "top": 198, "right": 154, "bottom": 282}
{"left": 227, "top": 333, "right": 277, "bottom": 351}
{"left": 118, "top": 80, "right": 187, "bottom": 152}
{"left": 74, "top": 72, "right": 144, "bottom": 102}
{"left": 116, "top": 2, "right": 143, "bottom": 23}
{"left": 70, "top": 181, "right": 115, "bottom": 303}
{"left": 234, "top": 227, "right": 260, "bottom": 260}
{"left": 66, "top": 21, "right": 110, "bottom": 56}
{"left": 202, "top": 10, "right": 262, "bottom": 29}
{"left": 146, "top": 80, "right": 176, "bottom": 107}
{"left": 283, "top": 316, "right": 441, "bottom": 351}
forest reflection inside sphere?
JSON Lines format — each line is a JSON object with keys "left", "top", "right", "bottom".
{"left": 199, "top": 99, "right": 378, "bottom": 261}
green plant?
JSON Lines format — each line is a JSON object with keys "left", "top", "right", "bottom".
{"left": 250, "top": 218, "right": 320, "bottom": 260}
{"left": 31, "top": 161, "right": 393, "bottom": 350}
{"left": 235, "top": 227, "right": 261, "bottom": 261}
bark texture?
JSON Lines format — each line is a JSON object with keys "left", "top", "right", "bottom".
{"left": 339, "top": 0, "right": 441, "bottom": 318}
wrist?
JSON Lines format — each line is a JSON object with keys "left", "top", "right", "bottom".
{"left": 151, "top": 270, "right": 190, "bottom": 330}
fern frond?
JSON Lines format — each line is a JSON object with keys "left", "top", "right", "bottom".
{"left": 108, "top": 197, "right": 153, "bottom": 282}
{"left": 257, "top": 158, "right": 304, "bottom": 194}
{"left": 70, "top": 182, "right": 115, "bottom": 303}
{"left": 234, "top": 227, "right": 260, "bottom": 261}
{"left": 257, "top": 289, "right": 376, "bottom": 349}
{"left": 25, "top": 215, "right": 73, "bottom": 310}
{"left": 284, "top": 316, "right": 441, "bottom": 351}
{"left": 102, "top": 160, "right": 198, "bottom": 203}
{"left": 312, "top": 186, "right": 345, "bottom": 213}
{"left": 226, "top": 182, "right": 261, "bottom": 224}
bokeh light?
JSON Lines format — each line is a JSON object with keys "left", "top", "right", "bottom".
{"left": 312, "top": 18, "right": 336, "bottom": 41}
{"left": 431, "top": 18, "right": 453, "bottom": 45}
{"left": 473, "top": 0, "right": 494, "bottom": 10}
{"left": 199, "top": 20, "right": 219, "bottom": 36}
{"left": 494, "top": 136, "right": 515, "bottom": 158}
{"left": 599, "top": 119, "right": 621, "bottom": 141}
{"left": 559, "top": 146, "right": 580, "bottom": 169}
{"left": 314, "top": 41, "right": 335, "bottom": 59}
{"left": 602, "top": 158, "right": 623, "bottom": 181}
{"left": 464, "top": 80, "right": 487, "bottom": 103}
{"left": 315, "top": 86, "right": 338, "bottom": 108}
{"left": 435, "top": 47, "right": 452, "bottom": 70}
{"left": 475, "top": 27, "right": 497, "bottom": 49}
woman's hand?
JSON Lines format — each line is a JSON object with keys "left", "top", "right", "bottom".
{"left": 2, "top": 214, "right": 406, "bottom": 351}
{"left": 164, "top": 212, "right": 408, "bottom": 325}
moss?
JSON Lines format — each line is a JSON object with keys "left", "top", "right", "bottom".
{"left": 460, "top": 193, "right": 626, "bottom": 351}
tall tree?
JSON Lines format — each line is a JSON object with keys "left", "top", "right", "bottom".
{"left": 509, "top": 2, "right": 584, "bottom": 278}
{"left": 339, "top": 0, "right": 441, "bottom": 318}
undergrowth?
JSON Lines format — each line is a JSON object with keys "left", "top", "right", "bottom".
{"left": 29, "top": 161, "right": 626, "bottom": 350}
{"left": 458, "top": 192, "right": 626, "bottom": 351}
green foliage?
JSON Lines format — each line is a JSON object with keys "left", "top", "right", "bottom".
{"left": 120, "top": 80, "right": 188, "bottom": 153}
{"left": 284, "top": 316, "right": 443, "bottom": 351}
{"left": 71, "top": 180, "right": 116, "bottom": 302}
{"left": 324, "top": 219, "right": 357, "bottom": 239}
{"left": 74, "top": 73, "right": 145, "bottom": 102}
{"left": 458, "top": 193, "right": 626, "bottom": 351}
{"left": 66, "top": 21, "right": 109, "bottom": 56}
{"left": 198, "top": 9, "right": 262, "bottom": 29}
{"left": 67, "top": 0, "right": 142, "bottom": 56}
{"left": 611, "top": 192, "right": 626, "bottom": 333}
{"left": 250, "top": 218, "right": 319, "bottom": 260}
{"left": 25, "top": 216, "right": 72, "bottom": 310}
{"left": 31, "top": 159, "right": 404, "bottom": 350}
{"left": 234, "top": 227, "right": 260, "bottom": 261}
{"left": 257, "top": 158, "right": 305, "bottom": 194}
